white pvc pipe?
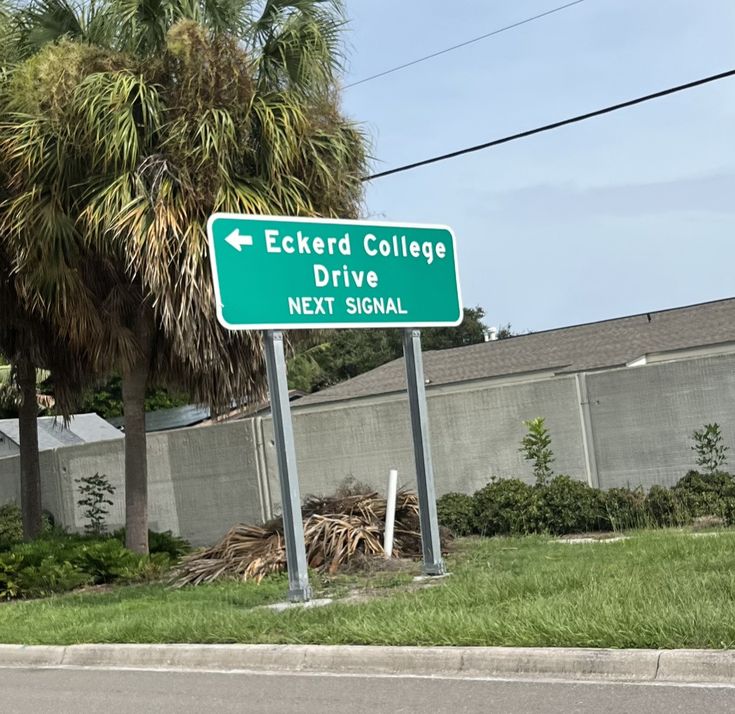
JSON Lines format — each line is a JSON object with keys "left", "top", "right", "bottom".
{"left": 384, "top": 468, "right": 398, "bottom": 558}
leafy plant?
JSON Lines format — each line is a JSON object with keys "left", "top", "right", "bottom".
{"left": 0, "top": 528, "right": 178, "bottom": 600}
{"left": 691, "top": 423, "right": 729, "bottom": 475}
{"left": 603, "top": 487, "right": 647, "bottom": 531}
{"left": 519, "top": 417, "right": 554, "bottom": 485}
{"left": 0, "top": 549, "right": 91, "bottom": 600}
{"left": 0, "top": 553, "right": 21, "bottom": 599}
{"left": 672, "top": 470, "right": 735, "bottom": 522}
{"left": 436, "top": 492, "right": 475, "bottom": 536}
{"left": 113, "top": 528, "right": 190, "bottom": 559}
{"left": 16, "top": 557, "right": 91, "bottom": 598}
{"left": 537, "top": 476, "right": 607, "bottom": 534}
{"left": 472, "top": 478, "right": 540, "bottom": 536}
{"left": 76, "top": 473, "right": 115, "bottom": 535}
{"left": 0, "top": 503, "right": 23, "bottom": 551}
{"left": 644, "top": 486, "right": 691, "bottom": 528}
{"left": 72, "top": 539, "right": 140, "bottom": 584}
{"left": 79, "top": 376, "right": 190, "bottom": 419}
{"left": 287, "top": 308, "right": 489, "bottom": 392}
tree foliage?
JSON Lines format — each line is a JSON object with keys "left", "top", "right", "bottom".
{"left": 78, "top": 377, "right": 189, "bottom": 419}
{"left": 519, "top": 417, "right": 554, "bottom": 486}
{"left": 691, "top": 423, "right": 729, "bottom": 475}
{"left": 288, "top": 306, "right": 488, "bottom": 392}
{"left": 0, "top": 0, "right": 368, "bottom": 549}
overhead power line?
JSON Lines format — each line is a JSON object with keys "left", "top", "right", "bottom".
{"left": 362, "top": 69, "right": 735, "bottom": 182}
{"left": 344, "top": 0, "right": 586, "bottom": 90}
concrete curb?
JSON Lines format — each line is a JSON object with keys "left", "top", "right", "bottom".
{"left": 0, "top": 644, "right": 733, "bottom": 684}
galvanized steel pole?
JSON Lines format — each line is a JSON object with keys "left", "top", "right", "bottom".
{"left": 263, "top": 330, "right": 312, "bottom": 601}
{"left": 402, "top": 329, "right": 445, "bottom": 575}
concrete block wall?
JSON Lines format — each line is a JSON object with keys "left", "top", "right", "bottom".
{"left": 0, "top": 420, "right": 267, "bottom": 546}
{"left": 1, "top": 352, "right": 733, "bottom": 546}
{"left": 264, "top": 374, "right": 588, "bottom": 516}
{"left": 587, "top": 353, "right": 735, "bottom": 489}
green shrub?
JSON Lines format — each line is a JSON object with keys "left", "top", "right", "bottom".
{"left": 10, "top": 538, "right": 67, "bottom": 568}
{"left": 121, "top": 552, "right": 173, "bottom": 583}
{"left": 473, "top": 478, "right": 540, "bottom": 536}
{"left": 0, "top": 531, "right": 175, "bottom": 599}
{"left": 674, "top": 470, "right": 735, "bottom": 497}
{"left": 148, "top": 530, "right": 190, "bottom": 559}
{"left": 537, "top": 475, "right": 607, "bottom": 535}
{"left": 0, "top": 553, "right": 22, "bottom": 599}
{"left": 672, "top": 471, "right": 735, "bottom": 521}
{"left": 0, "top": 504, "right": 23, "bottom": 551}
{"left": 71, "top": 539, "right": 142, "bottom": 584}
{"left": 459, "top": 468, "right": 735, "bottom": 541}
{"left": 0, "top": 550, "right": 92, "bottom": 600}
{"left": 602, "top": 487, "right": 647, "bottom": 531}
{"left": 437, "top": 492, "right": 476, "bottom": 536}
{"left": 644, "top": 485, "right": 691, "bottom": 527}
{"left": 16, "top": 557, "right": 91, "bottom": 598}
{"left": 0, "top": 505, "right": 62, "bottom": 551}
{"left": 112, "top": 529, "right": 191, "bottom": 559}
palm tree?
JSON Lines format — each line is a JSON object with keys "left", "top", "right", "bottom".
{"left": 0, "top": 245, "right": 95, "bottom": 538}
{"left": 2, "top": 0, "right": 366, "bottom": 552}
{"left": 0, "top": 3, "right": 96, "bottom": 538}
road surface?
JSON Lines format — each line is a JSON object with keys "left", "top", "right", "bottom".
{"left": 1, "top": 667, "right": 733, "bottom": 713}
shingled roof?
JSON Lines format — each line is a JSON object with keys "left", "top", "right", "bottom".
{"left": 296, "top": 297, "right": 735, "bottom": 408}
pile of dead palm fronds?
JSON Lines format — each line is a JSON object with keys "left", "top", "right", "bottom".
{"left": 172, "top": 489, "right": 430, "bottom": 586}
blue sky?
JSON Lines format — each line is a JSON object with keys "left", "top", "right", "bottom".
{"left": 340, "top": 0, "right": 735, "bottom": 332}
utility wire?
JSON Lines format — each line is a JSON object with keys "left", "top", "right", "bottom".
{"left": 344, "top": 0, "right": 586, "bottom": 89}
{"left": 363, "top": 69, "right": 735, "bottom": 182}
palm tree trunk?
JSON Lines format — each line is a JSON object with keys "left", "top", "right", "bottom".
{"left": 122, "top": 306, "right": 154, "bottom": 555}
{"left": 122, "top": 351, "right": 149, "bottom": 554}
{"left": 17, "top": 355, "right": 42, "bottom": 540}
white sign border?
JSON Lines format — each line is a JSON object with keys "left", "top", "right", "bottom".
{"left": 207, "top": 213, "right": 464, "bottom": 331}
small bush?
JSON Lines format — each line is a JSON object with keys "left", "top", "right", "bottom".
{"left": 0, "top": 504, "right": 23, "bottom": 551}
{"left": 644, "top": 485, "right": 691, "bottom": 527}
{"left": 0, "top": 553, "right": 21, "bottom": 599}
{"left": 113, "top": 529, "right": 191, "bottom": 559}
{"left": 0, "top": 505, "right": 60, "bottom": 550}
{"left": 537, "top": 475, "right": 607, "bottom": 535}
{"left": 0, "top": 549, "right": 92, "bottom": 600}
{"left": 16, "top": 557, "right": 91, "bottom": 598}
{"left": 122, "top": 552, "right": 173, "bottom": 583}
{"left": 473, "top": 478, "right": 540, "bottom": 536}
{"left": 71, "top": 539, "right": 141, "bottom": 584}
{"left": 674, "top": 470, "right": 735, "bottom": 497}
{"left": 437, "top": 492, "right": 475, "bottom": 536}
{"left": 0, "top": 531, "right": 176, "bottom": 600}
{"left": 10, "top": 538, "right": 68, "bottom": 568}
{"left": 662, "top": 471, "right": 735, "bottom": 523}
{"left": 602, "top": 487, "right": 647, "bottom": 531}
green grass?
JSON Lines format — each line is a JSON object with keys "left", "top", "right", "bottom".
{"left": 2, "top": 529, "right": 735, "bottom": 648}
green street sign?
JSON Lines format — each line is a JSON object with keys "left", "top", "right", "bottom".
{"left": 207, "top": 214, "right": 462, "bottom": 330}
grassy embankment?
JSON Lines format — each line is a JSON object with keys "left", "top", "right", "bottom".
{"left": 2, "top": 529, "right": 734, "bottom": 649}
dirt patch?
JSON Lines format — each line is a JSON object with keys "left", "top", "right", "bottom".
{"left": 555, "top": 533, "right": 629, "bottom": 544}
{"left": 691, "top": 515, "right": 726, "bottom": 531}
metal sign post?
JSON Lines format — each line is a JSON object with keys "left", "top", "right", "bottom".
{"left": 403, "top": 329, "right": 445, "bottom": 575}
{"left": 263, "top": 330, "right": 312, "bottom": 602}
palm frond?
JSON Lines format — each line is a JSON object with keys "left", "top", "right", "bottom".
{"left": 172, "top": 488, "right": 434, "bottom": 586}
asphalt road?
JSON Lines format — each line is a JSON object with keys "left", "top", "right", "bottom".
{"left": 1, "top": 667, "right": 734, "bottom": 713}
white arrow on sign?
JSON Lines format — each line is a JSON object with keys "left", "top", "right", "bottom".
{"left": 225, "top": 229, "right": 254, "bottom": 251}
